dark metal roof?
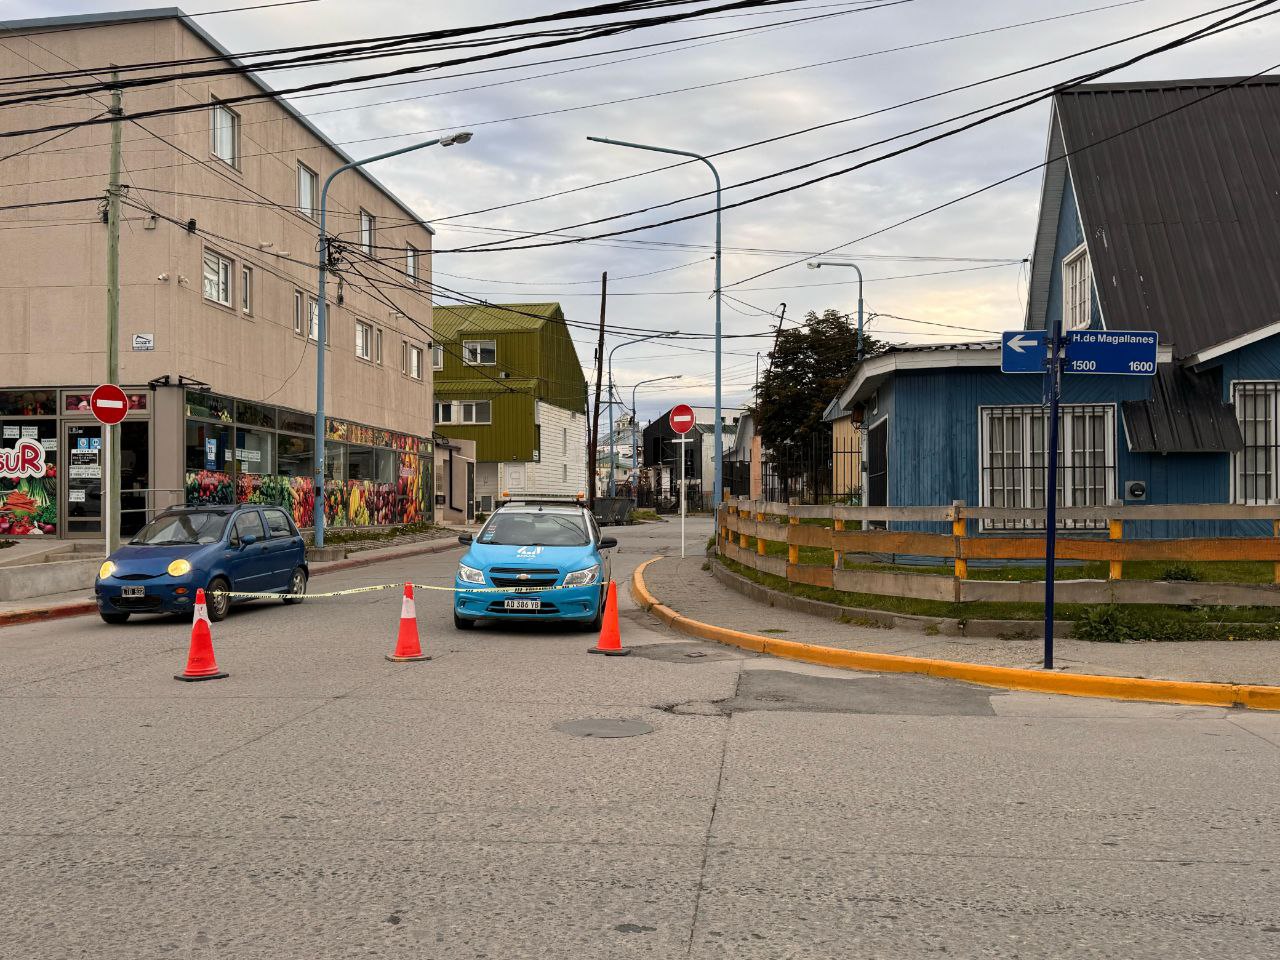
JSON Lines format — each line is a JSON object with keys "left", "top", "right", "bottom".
{"left": 1121, "top": 366, "right": 1243, "bottom": 454}
{"left": 1056, "top": 77, "right": 1280, "bottom": 358}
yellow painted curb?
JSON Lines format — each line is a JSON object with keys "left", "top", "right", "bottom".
{"left": 630, "top": 557, "right": 1280, "bottom": 712}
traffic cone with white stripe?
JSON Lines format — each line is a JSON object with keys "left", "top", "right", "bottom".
{"left": 174, "top": 588, "right": 229, "bottom": 682}
{"left": 386, "top": 582, "right": 431, "bottom": 662}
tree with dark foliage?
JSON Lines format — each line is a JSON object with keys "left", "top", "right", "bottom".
{"left": 755, "top": 309, "right": 884, "bottom": 453}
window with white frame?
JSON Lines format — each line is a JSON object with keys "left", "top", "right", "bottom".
{"left": 294, "top": 291, "right": 304, "bottom": 333}
{"left": 1233, "top": 381, "right": 1280, "bottom": 504}
{"left": 240, "top": 265, "right": 253, "bottom": 315}
{"left": 374, "top": 328, "right": 383, "bottom": 365}
{"left": 202, "top": 250, "right": 233, "bottom": 306}
{"left": 405, "top": 343, "right": 423, "bottom": 380}
{"left": 431, "top": 343, "right": 444, "bottom": 370}
{"left": 355, "top": 320, "right": 373, "bottom": 360}
{"left": 980, "top": 404, "right": 1115, "bottom": 529}
{"left": 1062, "top": 243, "right": 1092, "bottom": 330}
{"left": 297, "top": 163, "right": 318, "bottom": 219}
{"left": 360, "top": 210, "right": 376, "bottom": 254}
{"left": 462, "top": 340, "right": 497, "bottom": 366}
{"left": 407, "top": 244, "right": 419, "bottom": 283}
{"left": 210, "top": 100, "right": 240, "bottom": 166}
{"left": 307, "top": 296, "right": 320, "bottom": 341}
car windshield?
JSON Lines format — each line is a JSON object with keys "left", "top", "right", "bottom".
{"left": 478, "top": 511, "right": 589, "bottom": 547}
{"left": 131, "top": 511, "right": 228, "bottom": 545}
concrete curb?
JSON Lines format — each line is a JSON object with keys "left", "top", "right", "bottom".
{"left": 0, "top": 538, "right": 463, "bottom": 630}
{"left": 631, "top": 557, "right": 1280, "bottom": 713}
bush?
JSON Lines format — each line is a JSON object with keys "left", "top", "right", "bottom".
{"left": 1073, "top": 604, "right": 1280, "bottom": 642}
{"left": 1161, "top": 564, "right": 1201, "bottom": 582}
{"left": 1072, "top": 605, "right": 1141, "bottom": 643}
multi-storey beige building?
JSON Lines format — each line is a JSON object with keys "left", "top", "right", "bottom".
{"left": 0, "top": 9, "right": 442, "bottom": 539}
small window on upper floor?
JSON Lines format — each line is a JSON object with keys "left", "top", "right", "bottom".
{"left": 1063, "top": 243, "right": 1092, "bottom": 330}
{"left": 240, "top": 264, "right": 253, "bottom": 315}
{"left": 202, "top": 250, "right": 233, "bottom": 307}
{"left": 431, "top": 343, "right": 444, "bottom": 370}
{"left": 211, "top": 100, "right": 240, "bottom": 167}
{"left": 355, "top": 320, "right": 373, "bottom": 361}
{"left": 297, "top": 163, "right": 318, "bottom": 219}
{"left": 406, "top": 343, "right": 423, "bottom": 380}
{"left": 407, "top": 244, "right": 419, "bottom": 284}
{"left": 462, "top": 340, "right": 497, "bottom": 366}
{"left": 360, "top": 210, "right": 376, "bottom": 255}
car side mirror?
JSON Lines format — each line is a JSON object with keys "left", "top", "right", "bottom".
{"left": 599, "top": 536, "right": 618, "bottom": 549}
{"left": 458, "top": 533, "right": 473, "bottom": 545}
{"left": 240, "top": 534, "right": 257, "bottom": 548}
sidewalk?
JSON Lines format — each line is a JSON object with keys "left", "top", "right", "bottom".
{"left": 641, "top": 555, "right": 1280, "bottom": 687}
{"left": 0, "top": 532, "right": 465, "bottom": 627}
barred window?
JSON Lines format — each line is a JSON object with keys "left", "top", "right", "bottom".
{"left": 980, "top": 404, "right": 1115, "bottom": 529}
{"left": 1233, "top": 382, "right": 1279, "bottom": 504}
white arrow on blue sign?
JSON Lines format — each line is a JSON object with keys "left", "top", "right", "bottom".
{"left": 1000, "top": 330, "right": 1048, "bottom": 373}
{"left": 1001, "top": 328, "right": 1158, "bottom": 376}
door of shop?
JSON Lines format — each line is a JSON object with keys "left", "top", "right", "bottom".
{"left": 62, "top": 421, "right": 150, "bottom": 539}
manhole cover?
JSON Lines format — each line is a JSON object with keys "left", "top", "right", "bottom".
{"left": 554, "top": 718, "right": 655, "bottom": 738}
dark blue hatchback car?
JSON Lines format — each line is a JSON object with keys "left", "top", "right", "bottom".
{"left": 95, "top": 504, "right": 308, "bottom": 624}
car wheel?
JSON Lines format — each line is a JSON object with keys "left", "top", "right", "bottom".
{"left": 453, "top": 611, "right": 476, "bottom": 631}
{"left": 99, "top": 611, "right": 130, "bottom": 625}
{"left": 206, "top": 577, "right": 231, "bottom": 622}
{"left": 283, "top": 567, "right": 307, "bottom": 604}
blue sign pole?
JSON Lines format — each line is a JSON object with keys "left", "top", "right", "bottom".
{"left": 1042, "top": 327, "right": 1063, "bottom": 671}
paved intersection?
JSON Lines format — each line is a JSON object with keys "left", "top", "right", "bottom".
{"left": 1, "top": 519, "right": 1277, "bottom": 959}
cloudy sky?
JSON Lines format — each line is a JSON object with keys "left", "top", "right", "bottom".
{"left": 9, "top": 0, "right": 1278, "bottom": 424}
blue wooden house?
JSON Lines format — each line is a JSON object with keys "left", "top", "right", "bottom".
{"left": 823, "top": 77, "right": 1280, "bottom": 536}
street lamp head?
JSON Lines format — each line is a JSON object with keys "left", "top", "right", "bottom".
{"left": 441, "top": 131, "right": 474, "bottom": 147}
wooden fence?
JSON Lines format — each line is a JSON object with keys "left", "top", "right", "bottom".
{"left": 717, "top": 498, "right": 1280, "bottom": 608}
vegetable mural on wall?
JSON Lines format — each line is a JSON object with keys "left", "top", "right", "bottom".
{"left": 185, "top": 470, "right": 234, "bottom": 506}
{"left": 237, "top": 473, "right": 314, "bottom": 529}
{"left": 0, "top": 438, "right": 57, "bottom": 536}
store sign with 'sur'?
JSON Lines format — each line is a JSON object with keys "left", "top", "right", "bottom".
{"left": 0, "top": 440, "right": 46, "bottom": 479}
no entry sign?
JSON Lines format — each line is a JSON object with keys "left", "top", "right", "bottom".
{"left": 668, "top": 404, "right": 695, "bottom": 435}
{"left": 89, "top": 384, "right": 129, "bottom": 426}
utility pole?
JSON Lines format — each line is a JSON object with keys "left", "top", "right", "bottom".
{"left": 587, "top": 271, "right": 607, "bottom": 509}
{"left": 104, "top": 72, "right": 123, "bottom": 554}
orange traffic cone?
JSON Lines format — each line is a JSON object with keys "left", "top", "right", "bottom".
{"left": 589, "top": 580, "right": 630, "bottom": 657}
{"left": 174, "top": 588, "right": 228, "bottom": 682}
{"left": 386, "top": 582, "right": 431, "bottom": 662}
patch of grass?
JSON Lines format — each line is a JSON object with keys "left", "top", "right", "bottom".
{"left": 629, "top": 509, "right": 661, "bottom": 523}
{"left": 321, "top": 521, "right": 447, "bottom": 547}
{"left": 716, "top": 555, "right": 1280, "bottom": 630}
{"left": 1073, "top": 604, "right": 1280, "bottom": 642}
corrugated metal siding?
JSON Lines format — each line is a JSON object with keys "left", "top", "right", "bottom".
{"left": 1057, "top": 79, "right": 1280, "bottom": 357}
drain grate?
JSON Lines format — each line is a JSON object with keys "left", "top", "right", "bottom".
{"left": 553, "top": 718, "right": 655, "bottom": 738}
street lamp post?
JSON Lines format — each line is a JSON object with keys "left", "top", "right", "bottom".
{"left": 313, "top": 131, "right": 472, "bottom": 548}
{"left": 606, "top": 332, "right": 672, "bottom": 496}
{"left": 588, "top": 135, "right": 724, "bottom": 508}
{"left": 630, "top": 374, "right": 682, "bottom": 493}
{"left": 807, "top": 260, "right": 864, "bottom": 360}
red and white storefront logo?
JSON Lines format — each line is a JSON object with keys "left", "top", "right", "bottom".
{"left": 0, "top": 439, "right": 45, "bottom": 479}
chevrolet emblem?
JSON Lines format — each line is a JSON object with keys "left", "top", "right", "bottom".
{"left": 517, "top": 573, "right": 530, "bottom": 581}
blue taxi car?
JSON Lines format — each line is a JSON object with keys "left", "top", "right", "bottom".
{"left": 453, "top": 500, "right": 616, "bottom": 630}
{"left": 95, "top": 504, "right": 308, "bottom": 624}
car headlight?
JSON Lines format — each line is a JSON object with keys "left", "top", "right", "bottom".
{"left": 167, "top": 558, "right": 192, "bottom": 577}
{"left": 563, "top": 564, "right": 599, "bottom": 587}
{"left": 458, "top": 563, "right": 485, "bottom": 585}
{"left": 98, "top": 560, "right": 116, "bottom": 580}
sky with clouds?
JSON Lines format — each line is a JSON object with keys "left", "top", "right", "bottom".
{"left": 7, "top": 0, "right": 1278, "bottom": 424}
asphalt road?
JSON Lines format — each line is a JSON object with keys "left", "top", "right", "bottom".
{"left": 1, "top": 518, "right": 1278, "bottom": 959}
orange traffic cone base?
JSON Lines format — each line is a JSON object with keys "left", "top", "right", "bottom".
{"left": 385, "top": 652, "right": 431, "bottom": 662}
{"left": 588, "top": 646, "right": 630, "bottom": 657}
{"left": 174, "top": 668, "right": 229, "bottom": 682}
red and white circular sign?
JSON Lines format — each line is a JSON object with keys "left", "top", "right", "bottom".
{"left": 89, "top": 383, "right": 129, "bottom": 426}
{"left": 668, "top": 403, "right": 696, "bottom": 436}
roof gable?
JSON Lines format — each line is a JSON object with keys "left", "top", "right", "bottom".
{"left": 1055, "top": 77, "right": 1280, "bottom": 358}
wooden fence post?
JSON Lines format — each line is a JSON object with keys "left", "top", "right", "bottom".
{"left": 952, "top": 500, "right": 967, "bottom": 580}
{"left": 756, "top": 511, "right": 767, "bottom": 557}
{"left": 787, "top": 498, "right": 800, "bottom": 566}
{"left": 1109, "top": 510, "right": 1124, "bottom": 581}
{"left": 738, "top": 503, "right": 749, "bottom": 550}
{"left": 833, "top": 516, "right": 845, "bottom": 570}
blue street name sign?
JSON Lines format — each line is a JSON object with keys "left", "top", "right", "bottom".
{"left": 1063, "top": 329, "right": 1158, "bottom": 375}
{"left": 1000, "top": 330, "right": 1047, "bottom": 373}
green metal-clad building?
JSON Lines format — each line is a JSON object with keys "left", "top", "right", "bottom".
{"left": 432, "top": 303, "right": 588, "bottom": 511}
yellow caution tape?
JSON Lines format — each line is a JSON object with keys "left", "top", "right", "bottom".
{"left": 210, "top": 580, "right": 596, "bottom": 601}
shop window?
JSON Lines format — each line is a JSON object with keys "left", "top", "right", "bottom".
{"left": 324, "top": 441, "right": 345, "bottom": 482}
{"left": 277, "top": 408, "right": 314, "bottom": 435}
{"left": 235, "top": 399, "right": 276, "bottom": 429}
{"left": 376, "top": 448, "right": 397, "bottom": 484}
{"left": 0, "top": 419, "right": 58, "bottom": 537}
{"left": 233, "top": 427, "right": 274, "bottom": 475}
{"left": 276, "top": 435, "right": 314, "bottom": 478}
{"left": 346, "top": 445, "right": 377, "bottom": 481}
{"left": 185, "top": 391, "right": 233, "bottom": 422}
{"left": 185, "top": 420, "right": 231, "bottom": 471}
{"left": 0, "top": 391, "right": 56, "bottom": 416}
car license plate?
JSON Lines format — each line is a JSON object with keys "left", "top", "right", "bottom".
{"left": 504, "top": 599, "right": 541, "bottom": 611}
{"left": 121, "top": 586, "right": 145, "bottom": 598}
